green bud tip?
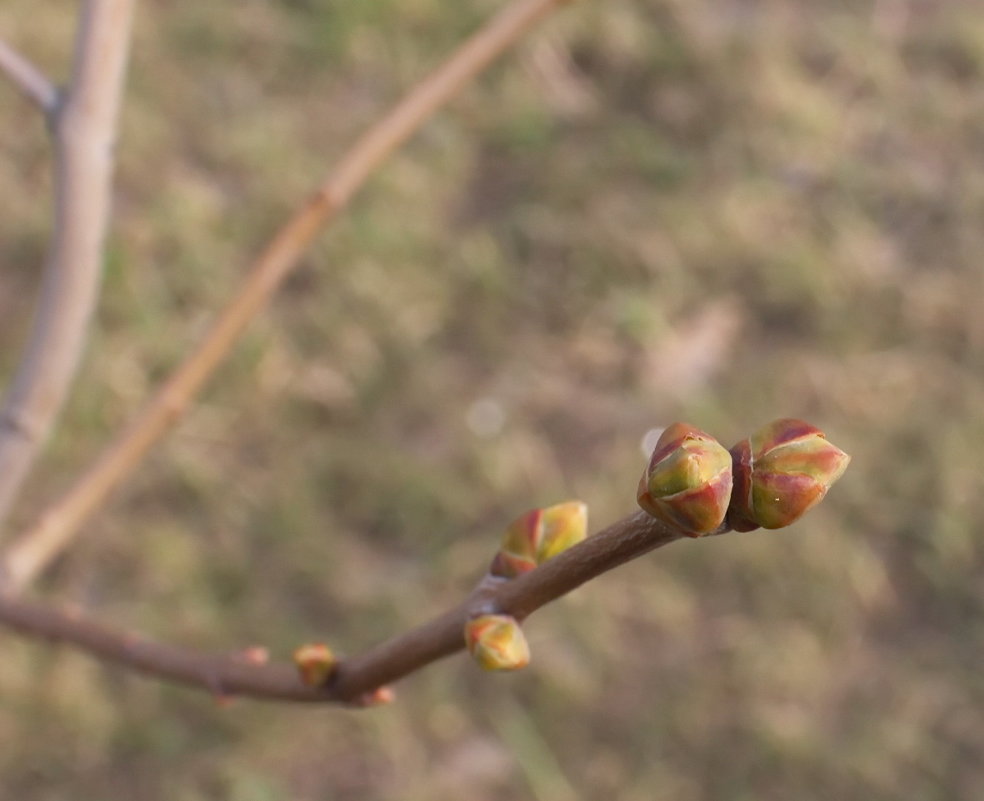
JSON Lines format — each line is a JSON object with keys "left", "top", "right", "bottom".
{"left": 464, "top": 614, "right": 531, "bottom": 671}
{"left": 637, "top": 422, "right": 733, "bottom": 536}
{"left": 727, "top": 418, "right": 851, "bottom": 531}
{"left": 490, "top": 500, "right": 588, "bottom": 578}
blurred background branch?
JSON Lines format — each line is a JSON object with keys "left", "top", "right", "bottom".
{"left": 0, "top": 0, "right": 573, "bottom": 593}
{"left": 0, "top": 37, "right": 57, "bottom": 115}
{"left": 0, "top": 0, "right": 134, "bottom": 535}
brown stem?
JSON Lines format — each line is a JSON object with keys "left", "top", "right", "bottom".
{"left": 0, "top": 0, "right": 575, "bottom": 592}
{"left": 0, "top": 510, "right": 681, "bottom": 704}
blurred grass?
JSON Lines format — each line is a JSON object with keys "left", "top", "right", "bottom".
{"left": 2, "top": 0, "right": 984, "bottom": 798}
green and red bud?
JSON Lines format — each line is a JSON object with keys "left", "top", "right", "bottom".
{"left": 490, "top": 500, "right": 588, "bottom": 578}
{"left": 464, "top": 614, "right": 530, "bottom": 671}
{"left": 292, "top": 643, "right": 336, "bottom": 687}
{"left": 727, "top": 418, "right": 850, "bottom": 531}
{"left": 637, "top": 423, "right": 733, "bottom": 536}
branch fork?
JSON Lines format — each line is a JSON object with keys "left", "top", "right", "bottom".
{"left": 0, "top": 37, "right": 59, "bottom": 116}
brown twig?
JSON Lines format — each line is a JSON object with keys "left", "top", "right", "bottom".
{"left": 0, "top": 510, "right": 681, "bottom": 704}
{"left": 0, "top": 36, "right": 58, "bottom": 114}
{"left": 1, "top": 0, "right": 575, "bottom": 592}
{"left": 0, "top": 0, "right": 135, "bottom": 530}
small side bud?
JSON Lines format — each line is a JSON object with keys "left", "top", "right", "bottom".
{"left": 292, "top": 643, "right": 336, "bottom": 687}
{"left": 727, "top": 418, "right": 851, "bottom": 531}
{"left": 490, "top": 501, "right": 588, "bottom": 578}
{"left": 637, "top": 422, "right": 733, "bottom": 536}
{"left": 464, "top": 614, "right": 530, "bottom": 671}
{"left": 352, "top": 686, "right": 396, "bottom": 708}
{"left": 240, "top": 646, "right": 270, "bottom": 665}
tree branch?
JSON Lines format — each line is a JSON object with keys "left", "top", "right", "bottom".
{"left": 0, "top": 0, "right": 575, "bottom": 592}
{"left": 0, "top": 1, "right": 135, "bottom": 529}
{"left": 0, "top": 510, "right": 681, "bottom": 704}
{"left": 0, "top": 36, "right": 58, "bottom": 115}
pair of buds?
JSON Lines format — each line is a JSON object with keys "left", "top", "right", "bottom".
{"left": 637, "top": 418, "right": 850, "bottom": 537}
{"left": 467, "top": 500, "right": 591, "bottom": 671}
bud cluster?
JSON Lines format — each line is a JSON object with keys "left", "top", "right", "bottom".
{"left": 638, "top": 418, "right": 849, "bottom": 535}
{"left": 469, "top": 500, "right": 588, "bottom": 672}
{"left": 466, "top": 418, "right": 847, "bottom": 677}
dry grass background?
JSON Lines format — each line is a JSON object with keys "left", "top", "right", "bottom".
{"left": 1, "top": 0, "right": 983, "bottom": 798}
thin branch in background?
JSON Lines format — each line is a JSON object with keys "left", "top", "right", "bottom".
{"left": 0, "top": 36, "right": 58, "bottom": 115}
{"left": 0, "top": 1, "right": 135, "bottom": 529}
{"left": 0, "top": 0, "right": 575, "bottom": 591}
{"left": 0, "top": 510, "right": 681, "bottom": 704}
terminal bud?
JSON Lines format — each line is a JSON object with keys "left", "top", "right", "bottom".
{"left": 728, "top": 418, "right": 850, "bottom": 531}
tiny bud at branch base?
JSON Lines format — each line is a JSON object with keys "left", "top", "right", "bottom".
{"left": 293, "top": 643, "right": 337, "bottom": 687}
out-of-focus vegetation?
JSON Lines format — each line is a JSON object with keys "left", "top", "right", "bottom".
{"left": 1, "top": 0, "right": 983, "bottom": 798}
